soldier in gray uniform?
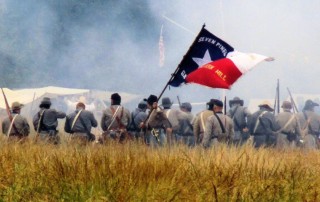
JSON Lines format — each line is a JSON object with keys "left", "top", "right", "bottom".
{"left": 202, "top": 99, "right": 234, "bottom": 148}
{"left": 64, "top": 102, "right": 98, "bottom": 143}
{"left": 275, "top": 101, "right": 302, "bottom": 148}
{"left": 248, "top": 100, "right": 280, "bottom": 148}
{"left": 161, "top": 97, "right": 183, "bottom": 144}
{"left": 227, "top": 97, "right": 251, "bottom": 145}
{"left": 297, "top": 99, "right": 320, "bottom": 149}
{"left": 127, "top": 100, "right": 148, "bottom": 142}
{"left": 193, "top": 99, "right": 215, "bottom": 145}
{"left": 33, "top": 97, "right": 66, "bottom": 144}
{"left": 100, "top": 93, "right": 131, "bottom": 143}
{"left": 2, "top": 102, "right": 30, "bottom": 140}
{"left": 142, "top": 94, "right": 172, "bottom": 147}
{"left": 176, "top": 102, "right": 195, "bottom": 147}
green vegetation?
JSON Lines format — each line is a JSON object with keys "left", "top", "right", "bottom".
{"left": 0, "top": 137, "right": 319, "bottom": 201}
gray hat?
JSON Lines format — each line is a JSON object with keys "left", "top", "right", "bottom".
{"left": 180, "top": 102, "right": 192, "bottom": 112}
{"left": 281, "top": 101, "right": 292, "bottom": 109}
{"left": 229, "top": 96, "right": 244, "bottom": 107}
{"left": 138, "top": 100, "right": 147, "bottom": 110}
{"left": 161, "top": 97, "right": 173, "bottom": 108}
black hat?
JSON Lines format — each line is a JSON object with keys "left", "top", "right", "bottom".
{"left": 39, "top": 97, "right": 51, "bottom": 108}
{"left": 161, "top": 97, "right": 173, "bottom": 108}
{"left": 214, "top": 99, "right": 224, "bottom": 107}
{"left": 144, "top": 94, "right": 158, "bottom": 105}
{"left": 229, "top": 96, "right": 244, "bottom": 107}
{"left": 207, "top": 99, "right": 223, "bottom": 108}
{"left": 40, "top": 97, "right": 51, "bottom": 105}
{"left": 111, "top": 93, "right": 121, "bottom": 102}
{"left": 303, "top": 99, "right": 319, "bottom": 110}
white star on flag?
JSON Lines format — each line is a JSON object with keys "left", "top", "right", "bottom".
{"left": 192, "top": 50, "right": 213, "bottom": 67}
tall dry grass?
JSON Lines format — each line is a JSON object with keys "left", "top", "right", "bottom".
{"left": 0, "top": 136, "right": 319, "bottom": 201}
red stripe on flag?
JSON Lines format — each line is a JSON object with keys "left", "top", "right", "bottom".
{"left": 185, "top": 58, "right": 242, "bottom": 89}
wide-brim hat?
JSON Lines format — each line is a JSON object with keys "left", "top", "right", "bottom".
{"left": 11, "top": 101, "right": 24, "bottom": 110}
{"left": 229, "top": 96, "right": 244, "bottom": 107}
{"left": 258, "top": 100, "right": 274, "bottom": 111}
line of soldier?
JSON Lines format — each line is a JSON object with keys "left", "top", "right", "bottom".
{"left": 2, "top": 92, "right": 320, "bottom": 149}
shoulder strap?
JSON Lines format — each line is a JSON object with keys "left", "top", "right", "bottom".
{"left": 230, "top": 106, "right": 243, "bottom": 130}
{"left": 71, "top": 110, "right": 82, "bottom": 131}
{"left": 278, "top": 114, "right": 295, "bottom": 133}
{"left": 166, "top": 109, "right": 171, "bottom": 118}
{"left": 7, "top": 114, "right": 18, "bottom": 136}
{"left": 214, "top": 113, "right": 226, "bottom": 133}
{"left": 253, "top": 111, "right": 267, "bottom": 134}
{"left": 200, "top": 112, "right": 206, "bottom": 132}
{"left": 110, "top": 106, "right": 124, "bottom": 128}
{"left": 37, "top": 109, "right": 46, "bottom": 133}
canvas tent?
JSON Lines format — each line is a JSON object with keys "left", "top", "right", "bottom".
{"left": 0, "top": 86, "right": 142, "bottom": 119}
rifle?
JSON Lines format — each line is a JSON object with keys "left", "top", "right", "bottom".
{"left": 177, "top": 96, "right": 181, "bottom": 107}
{"left": 287, "top": 87, "right": 299, "bottom": 113}
{"left": 1, "top": 88, "right": 17, "bottom": 137}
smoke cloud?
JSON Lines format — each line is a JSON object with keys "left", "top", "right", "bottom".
{"left": 0, "top": 0, "right": 319, "bottom": 111}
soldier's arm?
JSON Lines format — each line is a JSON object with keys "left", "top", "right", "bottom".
{"left": 193, "top": 115, "right": 200, "bottom": 144}
{"left": 56, "top": 110, "right": 66, "bottom": 119}
{"left": 22, "top": 117, "right": 30, "bottom": 135}
{"left": 229, "top": 119, "right": 235, "bottom": 141}
{"left": 32, "top": 112, "right": 40, "bottom": 131}
{"left": 90, "top": 112, "right": 98, "bottom": 128}
{"left": 100, "top": 111, "right": 107, "bottom": 131}
{"left": 2, "top": 121, "right": 5, "bottom": 135}
{"left": 294, "top": 115, "right": 302, "bottom": 138}
{"left": 202, "top": 116, "right": 213, "bottom": 148}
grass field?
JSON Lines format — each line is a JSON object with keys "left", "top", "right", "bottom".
{"left": 0, "top": 136, "right": 319, "bottom": 201}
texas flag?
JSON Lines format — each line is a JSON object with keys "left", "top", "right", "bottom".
{"left": 185, "top": 51, "right": 274, "bottom": 89}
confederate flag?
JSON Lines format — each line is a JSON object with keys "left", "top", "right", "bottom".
{"left": 185, "top": 51, "right": 274, "bottom": 89}
{"left": 168, "top": 26, "right": 234, "bottom": 87}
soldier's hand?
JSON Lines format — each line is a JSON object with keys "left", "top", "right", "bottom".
{"left": 139, "top": 122, "right": 145, "bottom": 129}
{"left": 243, "top": 127, "right": 249, "bottom": 133}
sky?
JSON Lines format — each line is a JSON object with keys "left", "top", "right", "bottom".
{"left": 0, "top": 0, "right": 319, "bottom": 111}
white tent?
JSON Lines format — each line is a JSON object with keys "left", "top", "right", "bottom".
{"left": 0, "top": 86, "right": 89, "bottom": 109}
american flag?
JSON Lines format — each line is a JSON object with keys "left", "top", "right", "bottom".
{"left": 159, "top": 25, "right": 165, "bottom": 67}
